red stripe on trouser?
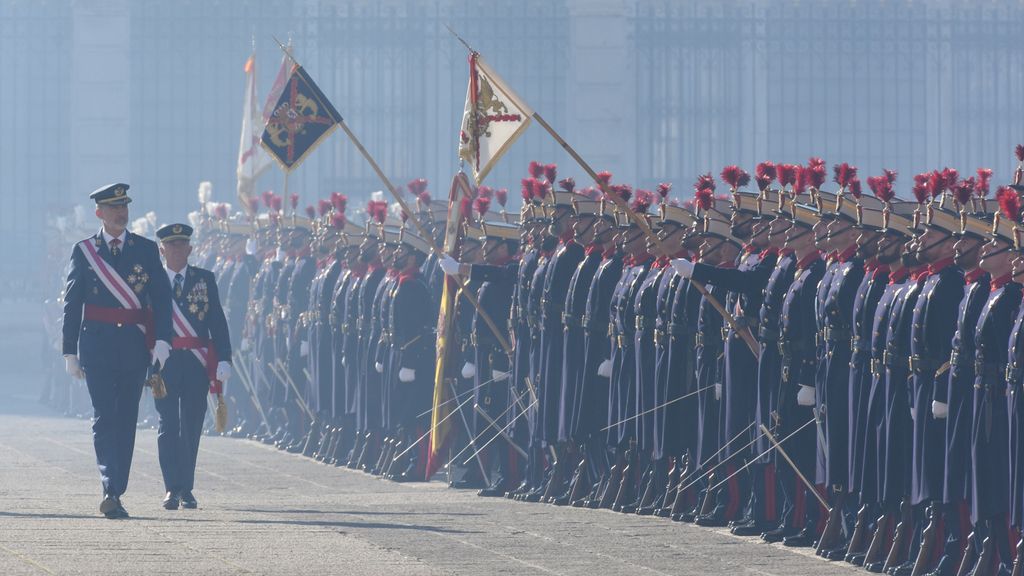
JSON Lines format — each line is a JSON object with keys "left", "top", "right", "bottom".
{"left": 793, "top": 478, "right": 806, "bottom": 529}
{"left": 958, "top": 500, "right": 972, "bottom": 563}
{"left": 764, "top": 464, "right": 777, "bottom": 523}
{"left": 725, "top": 463, "right": 740, "bottom": 520}
{"left": 814, "top": 484, "right": 828, "bottom": 535}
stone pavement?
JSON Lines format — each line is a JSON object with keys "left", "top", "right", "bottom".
{"left": 0, "top": 395, "right": 859, "bottom": 576}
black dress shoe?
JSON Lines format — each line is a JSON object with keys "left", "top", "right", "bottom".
{"left": 921, "top": 554, "right": 955, "bottom": 576}
{"left": 100, "top": 495, "right": 122, "bottom": 518}
{"left": 782, "top": 530, "right": 816, "bottom": 547}
{"left": 162, "top": 492, "right": 180, "bottom": 510}
{"left": 864, "top": 560, "right": 886, "bottom": 573}
{"left": 846, "top": 552, "right": 866, "bottom": 566}
{"left": 179, "top": 491, "right": 197, "bottom": 509}
{"left": 450, "top": 478, "right": 487, "bottom": 490}
{"left": 820, "top": 544, "right": 848, "bottom": 561}
{"left": 477, "top": 487, "right": 507, "bottom": 497}
{"left": 887, "top": 560, "right": 913, "bottom": 576}
{"left": 695, "top": 511, "right": 728, "bottom": 527}
{"left": 761, "top": 526, "right": 795, "bottom": 543}
{"left": 731, "top": 522, "right": 770, "bottom": 537}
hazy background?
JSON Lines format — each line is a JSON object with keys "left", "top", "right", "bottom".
{"left": 2, "top": 0, "right": 1023, "bottom": 395}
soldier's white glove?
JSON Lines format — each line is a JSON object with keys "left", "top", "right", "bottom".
{"left": 399, "top": 368, "right": 416, "bottom": 383}
{"left": 932, "top": 400, "right": 948, "bottom": 419}
{"left": 439, "top": 254, "right": 462, "bottom": 277}
{"left": 492, "top": 369, "right": 510, "bottom": 382}
{"left": 597, "top": 358, "right": 613, "bottom": 378}
{"left": 216, "top": 361, "right": 232, "bottom": 383}
{"left": 910, "top": 406, "right": 916, "bottom": 420}
{"left": 714, "top": 382, "right": 722, "bottom": 400}
{"left": 152, "top": 340, "right": 171, "bottom": 370}
{"left": 275, "top": 247, "right": 286, "bottom": 262}
{"left": 245, "top": 238, "right": 257, "bottom": 256}
{"left": 461, "top": 362, "right": 477, "bottom": 379}
{"left": 341, "top": 356, "right": 346, "bottom": 368}
{"left": 240, "top": 337, "right": 251, "bottom": 352}
{"left": 375, "top": 361, "right": 384, "bottom": 373}
{"left": 300, "top": 340, "right": 310, "bottom": 357}
{"left": 797, "top": 385, "right": 816, "bottom": 407}
{"left": 671, "top": 258, "right": 694, "bottom": 278}
{"left": 64, "top": 354, "right": 85, "bottom": 380}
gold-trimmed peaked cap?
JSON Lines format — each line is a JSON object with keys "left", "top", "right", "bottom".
{"left": 91, "top": 183, "right": 132, "bottom": 206}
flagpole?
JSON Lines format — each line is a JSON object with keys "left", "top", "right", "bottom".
{"left": 334, "top": 119, "right": 516, "bottom": 360}
{"left": 528, "top": 111, "right": 760, "bottom": 358}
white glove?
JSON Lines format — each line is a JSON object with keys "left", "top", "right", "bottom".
{"left": 64, "top": 354, "right": 85, "bottom": 380}
{"left": 240, "top": 337, "right": 251, "bottom": 352}
{"left": 375, "top": 361, "right": 384, "bottom": 373}
{"left": 399, "top": 367, "right": 416, "bottom": 383}
{"left": 341, "top": 356, "right": 346, "bottom": 368}
{"left": 300, "top": 340, "right": 310, "bottom": 357}
{"left": 492, "top": 369, "right": 510, "bottom": 382}
{"left": 275, "top": 247, "right": 286, "bottom": 262}
{"left": 152, "top": 340, "right": 171, "bottom": 370}
{"left": 461, "top": 362, "right": 477, "bottom": 379}
{"left": 439, "top": 254, "right": 462, "bottom": 277}
{"left": 932, "top": 400, "right": 948, "bottom": 419}
{"left": 245, "top": 238, "right": 257, "bottom": 256}
{"left": 597, "top": 358, "right": 613, "bottom": 378}
{"left": 714, "top": 382, "right": 722, "bottom": 400}
{"left": 797, "top": 385, "right": 816, "bottom": 406}
{"left": 910, "top": 407, "right": 917, "bottom": 420}
{"left": 216, "top": 361, "right": 232, "bottom": 383}
{"left": 671, "top": 258, "right": 694, "bottom": 278}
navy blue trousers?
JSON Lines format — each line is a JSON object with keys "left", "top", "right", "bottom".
{"left": 155, "top": 377, "right": 208, "bottom": 493}
{"left": 85, "top": 366, "right": 147, "bottom": 497}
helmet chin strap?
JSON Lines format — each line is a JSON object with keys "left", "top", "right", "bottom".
{"left": 984, "top": 243, "right": 1015, "bottom": 262}
{"left": 574, "top": 217, "right": 597, "bottom": 242}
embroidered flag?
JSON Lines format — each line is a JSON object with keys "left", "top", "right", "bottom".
{"left": 236, "top": 53, "right": 273, "bottom": 213}
{"left": 261, "top": 64, "right": 342, "bottom": 172}
{"left": 458, "top": 53, "right": 534, "bottom": 185}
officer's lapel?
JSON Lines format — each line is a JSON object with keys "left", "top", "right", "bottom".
{"left": 114, "top": 232, "right": 135, "bottom": 276}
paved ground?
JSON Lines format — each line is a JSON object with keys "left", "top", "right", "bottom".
{"left": 0, "top": 394, "right": 860, "bottom": 576}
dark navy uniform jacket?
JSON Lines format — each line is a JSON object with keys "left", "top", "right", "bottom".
{"left": 63, "top": 230, "right": 173, "bottom": 372}
{"left": 572, "top": 251, "right": 623, "bottom": 440}
{"left": 539, "top": 239, "right": 585, "bottom": 444}
{"left": 558, "top": 248, "right": 602, "bottom": 443}
{"left": 754, "top": 251, "right": 797, "bottom": 461}
{"left": 608, "top": 254, "right": 653, "bottom": 447}
{"left": 162, "top": 265, "right": 232, "bottom": 388}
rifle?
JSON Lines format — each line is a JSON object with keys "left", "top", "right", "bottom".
{"left": 1010, "top": 535, "right": 1023, "bottom": 576}
{"left": 864, "top": 511, "right": 893, "bottom": 567}
{"left": 955, "top": 530, "right": 977, "bottom": 576}
{"left": 974, "top": 536, "right": 994, "bottom": 576}
{"left": 845, "top": 504, "right": 871, "bottom": 561}
{"left": 815, "top": 491, "right": 845, "bottom": 555}
{"left": 883, "top": 499, "right": 913, "bottom": 573}
{"left": 910, "top": 503, "right": 939, "bottom": 576}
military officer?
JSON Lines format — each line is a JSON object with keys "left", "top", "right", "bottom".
{"left": 62, "top": 183, "right": 173, "bottom": 518}
{"left": 153, "top": 223, "right": 232, "bottom": 510}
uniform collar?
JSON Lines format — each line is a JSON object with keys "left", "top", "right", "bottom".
{"left": 796, "top": 250, "right": 821, "bottom": 270}
{"left": 964, "top": 268, "right": 986, "bottom": 284}
{"left": 910, "top": 266, "right": 930, "bottom": 283}
{"left": 101, "top": 227, "right": 127, "bottom": 247}
{"left": 871, "top": 264, "right": 890, "bottom": 281}
{"left": 889, "top": 266, "right": 909, "bottom": 285}
{"left": 398, "top": 267, "right": 421, "bottom": 284}
{"left": 927, "top": 256, "right": 956, "bottom": 276}
{"left": 836, "top": 244, "right": 858, "bottom": 263}
{"left": 760, "top": 246, "right": 780, "bottom": 259}
{"left": 991, "top": 273, "right": 1013, "bottom": 292}
{"left": 165, "top": 264, "right": 188, "bottom": 284}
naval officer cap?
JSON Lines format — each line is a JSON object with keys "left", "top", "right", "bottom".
{"left": 156, "top": 223, "right": 194, "bottom": 243}
{"left": 91, "top": 183, "right": 132, "bottom": 206}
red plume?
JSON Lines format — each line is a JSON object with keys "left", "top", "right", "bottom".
{"left": 332, "top": 193, "right": 348, "bottom": 213}
{"left": 305, "top": 205, "right": 315, "bottom": 218}
{"left": 528, "top": 161, "right": 544, "bottom": 179}
{"left": 884, "top": 169, "right": 898, "bottom": 184}
{"left": 474, "top": 196, "right": 491, "bottom": 217}
{"left": 952, "top": 179, "right": 974, "bottom": 207}
{"left": 595, "top": 171, "right": 613, "bottom": 187}
{"left": 807, "top": 157, "right": 825, "bottom": 169}
{"left": 849, "top": 178, "right": 862, "bottom": 199}
{"left": 610, "top": 184, "right": 632, "bottom": 203}
{"left": 720, "top": 166, "right": 750, "bottom": 190}
{"left": 656, "top": 182, "right": 672, "bottom": 201}
{"left": 695, "top": 188, "right": 714, "bottom": 212}
{"left": 755, "top": 161, "right": 776, "bottom": 183}
{"left": 289, "top": 193, "right": 299, "bottom": 210}
{"left": 1016, "top": 145, "right": 1024, "bottom": 162}
{"left": 998, "top": 186, "right": 1021, "bottom": 222}
{"left": 793, "top": 166, "right": 808, "bottom": 194}
{"left": 582, "top": 187, "right": 602, "bottom": 200}
{"left": 318, "top": 199, "right": 331, "bottom": 216}
{"left": 407, "top": 178, "right": 428, "bottom": 196}
{"left": 495, "top": 188, "right": 508, "bottom": 207}
{"left": 776, "top": 164, "right": 797, "bottom": 188}
{"left": 477, "top": 185, "right": 494, "bottom": 199}
{"left": 868, "top": 172, "right": 896, "bottom": 203}
{"left": 558, "top": 177, "right": 575, "bottom": 193}
{"left": 417, "top": 191, "right": 432, "bottom": 206}
{"left": 521, "top": 178, "right": 536, "bottom": 201}
{"left": 214, "top": 203, "right": 228, "bottom": 220}
{"left": 459, "top": 195, "right": 474, "bottom": 220}
{"left": 331, "top": 213, "right": 346, "bottom": 229}
{"left": 804, "top": 162, "right": 826, "bottom": 190}
{"left": 912, "top": 173, "right": 930, "bottom": 203}
{"left": 544, "top": 164, "right": 557, "bottom": 183}
{"left": 694, "top": 173, "right": 716, "bottom": 193}
{"left": 632, "top": 189, "right": 654, "bottom": 214}
{"left": 942, "top": 168, "right": 959, "bottom": 193}
{"left": 368, "top": 200, "right": 388, "bottom": 224}
{"left": 976, "top": 168, "right": 993, "bottom": 198}
{"left": 261, "top": 190, "right": 273, "bottom": 208}
{"left": 833, "top": 162, "right": 857, "bottom": 189}
{"left": 270, "top": 196, "right": 283, "bottom": 213}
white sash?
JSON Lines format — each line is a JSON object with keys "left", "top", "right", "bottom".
{"left": 79, "top": 238, "right": 147, "bottom": 335}
{"left": 171, "top": 299, "right": 209, "bottom": 369}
